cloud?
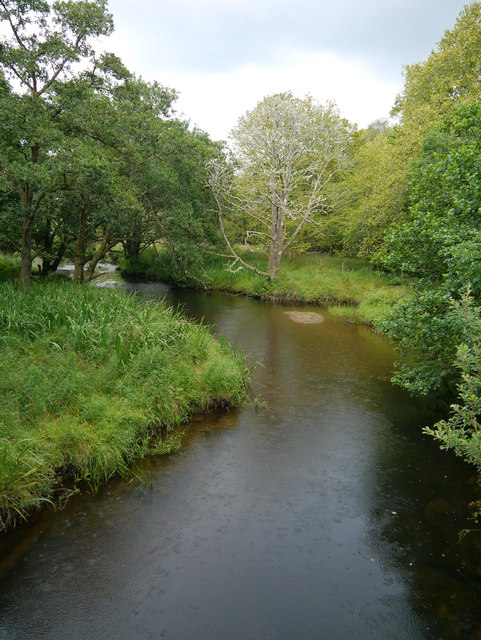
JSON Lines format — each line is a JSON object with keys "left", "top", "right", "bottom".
{"left": 106, "top": 0, "right": 467, "bottom": 78}
{"left": 101, "top": 0, "right": 468, "bottom": 139}
{"left": 158, "top": 49, "right": 401, "bottom": 140}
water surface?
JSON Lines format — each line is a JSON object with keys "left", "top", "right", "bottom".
{"left": 1, "top": 285, "right": 480, "bottom": 639}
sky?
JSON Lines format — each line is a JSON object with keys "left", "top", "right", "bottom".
{"left": 102, "top": 0, "right": 469, "bottom": 140}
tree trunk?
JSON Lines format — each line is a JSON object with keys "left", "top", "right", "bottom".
{"left": 18, "top": 144, "right": 44, "bottom": 288}
{"left": 84, "top": 228, "right": 113, "bottom": 282}
{"left": 124, "top": 237, "right": 141, "bottom": 263}
{"left": 268, "top": 203, "right": 284, "bottom": 280}
{"left": 267, "top": 171, "right": 285, "bottom": 281}
{"left": 39, "top": 217, "right": 67, "bottom": 275}
{"left": 73, "top": 204, "right": 88, "bottom": 284}
{"left": 268, "top": 243, "right": 282, "bottom": 280}
{"left": 20, "top": 214, "right": 33, "bottom": 289}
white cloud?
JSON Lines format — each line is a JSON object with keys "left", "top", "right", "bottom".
{"left": 158, "top": 49, "right": 401, "bottom": 140}
{"left": 102, "top": 0, "right": 466, "bottom": 140}
{"left": 106, "top": 0, "right": 467, "bottom": 76}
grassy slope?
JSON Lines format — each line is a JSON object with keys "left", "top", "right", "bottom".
{"left": 0, "top": 281, "right": 249, "bottom": 530}
{"left": 122, "top": 249, "right": 410, "bottom": 328}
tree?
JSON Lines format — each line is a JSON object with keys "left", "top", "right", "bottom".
{"left": 150, "top": 123, "right": 223, "bottom": 281}
{"left": 337, "top": 2, "right": 481, "bottom": 262}
{"left": 394, "top": 2, "right": 481, "bottom": 140}
{"left": 338, "top": 122, "right": 408, "bottom": 259}
{"left": 423, "top": 289, "right": 481, "bottom": 470}
{"left": 109, "top": 79, "right": 222, "bottom": 282}
{"left": 0, "top": 0, "right": 114, "bottom": 287}
{"left": 381, "top": 104, "right": 481, "bottom": 395}
{"left": 208, "top": 92, "right": 351, "bottom": 280}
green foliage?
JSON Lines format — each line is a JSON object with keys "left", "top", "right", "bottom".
{"left": 337, "top": 3, "right": 481, "bottom": 261}
{"left": 339, "top": 124, "right": 408, "bottom": 258}
{"left": 424, "top": 290, "right": 481, "bottom": 469}
{"left": 0, "top": 0, "right": 116, "bottom": 285}
{"left": 0, "top": 281, "right": 249, "bottom": 530}
{"left": 0, "top": 252, "right": 19, "bottom": 281}
{"left": 381, "top": 104, "right": 481, "bottom": 283}
{"left": 0, "top": 1, "right": 222, "bottom": 285}
{"left": 382, "top": 287, "right": 464, "bottom": 395}
{"left": 394, "top": 2, "right": 481, "bottom": 137}
{"left": 381, "top": 104, "right": 481, "bottom": 395}
{"left": 147, "top": 123, "right": 224, "bottom": 279}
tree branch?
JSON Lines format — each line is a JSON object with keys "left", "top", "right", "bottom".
{"left": 0, "top": 1, "right": 28, "bottom": 51}
{"left": 212, "top": 184, "right": 269, "bottom": 278}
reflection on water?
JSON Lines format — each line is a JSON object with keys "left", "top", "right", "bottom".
{"left": 1, "top": 285, "right": 481, "bottom": 639}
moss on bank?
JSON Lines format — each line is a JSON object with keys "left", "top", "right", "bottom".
{"left": 0, "top": 281, "right": 249, "bottom": 531}
{"left": 122, "top": 249, "right": 409, "bottom": 328}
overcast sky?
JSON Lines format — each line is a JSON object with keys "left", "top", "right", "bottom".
{"left": 103, "top": 0, "right": 469, "bottom": 140}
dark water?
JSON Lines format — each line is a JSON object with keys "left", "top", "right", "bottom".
{"left": 1, "top": 285, "right": 481, "bottom": 639}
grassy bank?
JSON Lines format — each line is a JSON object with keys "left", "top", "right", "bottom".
{"left": 0, "top": 281, "right": 249, "bottom": 530}
{"left": 122, "top": 249, "right": 410, "bottom": 328}
{"left": 0, "top": 253, "right": 20, "bottom": 282}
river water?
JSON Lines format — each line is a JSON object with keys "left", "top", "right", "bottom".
{"left": 1, "top": 284, "right": 481, "bottom": 639}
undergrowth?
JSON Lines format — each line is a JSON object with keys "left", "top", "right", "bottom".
{"left": 0, "top": 253, "right": 20, "bottom": 282}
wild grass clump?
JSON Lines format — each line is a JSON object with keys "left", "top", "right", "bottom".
{"left": 0, "top": 253, "right": 20, "bottom": 282}
{"left": 0, "top": 280, "right": 249, "bottom": 530}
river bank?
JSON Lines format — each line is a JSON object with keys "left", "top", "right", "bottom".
{"left": 121, "top": 249, "right": 410, "bottom": 328}
{"left": 0, "top": 280, "right": 249, "bottom": 531}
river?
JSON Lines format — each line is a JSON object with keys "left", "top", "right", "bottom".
{"left": 1, "top": 283, "right": 481, "bottom": 639}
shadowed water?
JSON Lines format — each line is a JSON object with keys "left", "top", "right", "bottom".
{"left": 1, "top": 285, "right": 481, "bottom": 639}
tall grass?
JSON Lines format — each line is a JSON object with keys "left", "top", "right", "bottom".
{"left": 0, "top": 281, "right": 249, "bottom": 530}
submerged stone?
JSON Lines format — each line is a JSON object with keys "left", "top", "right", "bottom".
{"left": 284, "top": 310, "right": 324, "bottom": 324}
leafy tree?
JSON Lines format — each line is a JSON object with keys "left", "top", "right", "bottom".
{"left": 111, "top": 79, "right": 223, "bottom": 282}
{"left": 381, "top": 104, "right": 481, "bottom": 395}
{"left": 424, "top": 289, "right": 481, "bottom": 469}
{"left": 152, "top": 124, "right": 223, "bottom": 280}
{"left": 0, "top": 0, "right": 114, "bottom": 287}
{"left": 109, "top": 77, "right": 177, "bottom": 265}
{"left": 339, "top": 2, "right": 481, "bottom": 261}
{"left": 339, "top": 122, "right": 408, "bottom": 258}
{"left": 208, "top": 92, "right": 352, "bottom": 280}
{"left": 394, "top": 2, "right": 481, "bottom": 140}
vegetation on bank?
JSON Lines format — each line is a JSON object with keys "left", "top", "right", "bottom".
{"left": 121, "top": 249, "right": 410, "bottom": 328}
{"left": 0, "top": 281, "right": 249, "bottom": 531}
{"left": 0, "top": 254, "right": 19, "bottom": 283}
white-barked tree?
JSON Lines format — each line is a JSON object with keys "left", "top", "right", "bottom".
{"left": 208, "top": 92, "right": 352, "bottom": 280}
